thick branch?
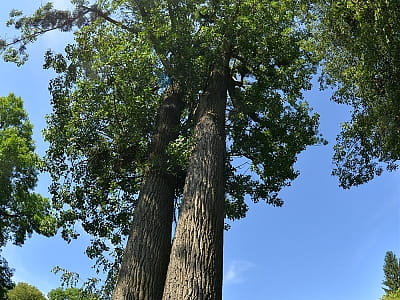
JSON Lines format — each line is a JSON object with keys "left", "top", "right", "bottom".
{"left": 0, "top": 210, "right": 22, "bottom": 218}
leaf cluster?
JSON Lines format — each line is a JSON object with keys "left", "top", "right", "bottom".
{"left": 381, "top": 289, "right": 400, "bottom": 300}
{"left": 0, "top": 255, "right": 14, "bottom": 299}
{"left": 7, "top": 282, "right": 46, "bottom": 300}
{"left": 0, "top": 94, "right": 56, "bottom": 245}
{"left": 0, "top": 94, "right": 56, "bottom": 298}
{"left": 48, "top": 286, "right": 101, "bottom": 300}
{"left": 383, "top": 251, "right": 400, "bottom": 294}
{"left": 314, "top": 0, "right": 400, "bottom": 188}
{"left": 224, "top": 0, "right": 321, "bottom": 213}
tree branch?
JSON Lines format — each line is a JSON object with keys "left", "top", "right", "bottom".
{"left": 79, "top": 5, "right": 139, "bottom": 34}
{"left": 2, "top": 5, "right": 139, "bottom": 49}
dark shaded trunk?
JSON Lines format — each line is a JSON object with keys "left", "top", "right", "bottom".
{"left": 162, "top": 64, "right": 228, "bottom": 300}
{"left": 113, "top": 84, "right": 184, "bottom": 300}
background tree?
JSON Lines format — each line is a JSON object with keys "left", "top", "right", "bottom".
{"left": 383, "top": 251, "right": 400, "bottom": 294}
{"left": 381, "top": 288, "right": 400, "bottom": 300}
{"left": 314, "top": 0, "right": 400, "bottom": 188}
{"left": 7, "top": 282, "right": 46, "bottom": 300}
{"left": 0, "top": 255, "right": 14, "bottom": 299}
{"left": 48, "top": 287, "right": 100, "bottom": 300}
{"left": 0, "top": 93, "right": 56, "bottom": 296}
{"left": 0, "top": 93, "right": 55, "bottom": 242}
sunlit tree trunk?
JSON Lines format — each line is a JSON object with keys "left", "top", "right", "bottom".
{"left": 113, "top": 84, "right": 184, "bottom": 300}
{"left": 162, "top": 63, "right": 228, "bottom": 300}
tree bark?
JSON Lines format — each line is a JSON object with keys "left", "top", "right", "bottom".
{"left": 113, "top": 84, "right": 184, "bottom": 300}
{"left": 162, "top": 64, "right": 228, "bottom": 300}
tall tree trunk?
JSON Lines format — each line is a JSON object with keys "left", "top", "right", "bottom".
{"left": 162, "top": 64, "right": 228, "bottom": 300}
{"left": 113, "top": 84, "right": 184, "bottom": 300}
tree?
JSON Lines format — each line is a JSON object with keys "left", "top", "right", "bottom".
{"left": 381, "top": 288, "right": 400, "bottom": 300}
{"left": 48, "top": 287, "right": 100, "bottom": 300}
{"left": 0, "top": 93, "right": 56, "bottom": 296}
{"left": 383, "top": 251, "right": 400, "bottom": 294}
{"left": 0, "top": 93, "right": 55, "bottom": 244}
{"left": 7, "top": 282, "right": 46, "bottom": 300}
{"left": 1, "top": 1, "right": 323, "bottom": 299}
{"left": 0, "top": 255, "right": 14, "bottom": 299}
{"left": 42, "top": 17, "right": 186, "bottom": 298}
{"left": 314, "top": 0, "right": 400, "bottom": 188}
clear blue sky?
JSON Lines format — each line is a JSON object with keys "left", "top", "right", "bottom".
{"left": 1, "top": 1, "right": 399, "bottom": 299}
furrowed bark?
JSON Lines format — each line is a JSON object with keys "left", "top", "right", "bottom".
{"left": 162, "top": 64, "right": 228, "bottom": 300}
{"left": 113, "top": 84, "right": 184, "bottom": 300}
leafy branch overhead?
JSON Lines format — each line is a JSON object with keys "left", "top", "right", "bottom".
{"left": 0, "top": 1, "right": 137, "bottom": 65}
{"left": 315, "top": 0, "right": 400, "bottom": 187}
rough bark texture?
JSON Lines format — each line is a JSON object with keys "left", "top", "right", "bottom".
{"left": 162, "top": 65, "right": 228, "bottom": 300}
{"left": 113, "top": 84, "right": 184, "bottom": 300}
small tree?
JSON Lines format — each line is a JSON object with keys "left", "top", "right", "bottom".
{"left": 383, "top": 251, "right": 400, "bottom": 294}
{"left": 0, "top": 255, "right": 14, "bottom": 299}
{"left": 7, "top": 282, "right": 46, "bottom": 300}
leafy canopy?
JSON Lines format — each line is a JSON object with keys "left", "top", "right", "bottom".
{"left": 383, "top": 251, "right": 400, "bottom": 294}
{"left": 48, "top": 287, "right": 100, "bottom": 300}
{"left": 7, "top": 282, "right": 46, "bottom": 300}
{"left": 0, "top": 256, "right": 14, "bottom": 299}
{"left": 3, "top": 0, "right": 323, "bottom": 294}
{"left": 0, "top": 93, "right": 56, "bottom": 298}
{"left": 315, "top": 0, "right": 400, "bottom": 188}
{"left": 0, "top": 93, "right": 56, "bottom": 247}
{"left": 381, "top": 289, "right": 400, "bottom": 300}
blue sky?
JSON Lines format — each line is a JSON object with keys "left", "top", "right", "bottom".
{"left": 1, "top": 1, "right": 399, "bottom": 299}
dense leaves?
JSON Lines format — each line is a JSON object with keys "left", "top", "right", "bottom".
{"left": 0, "top": 94, "right": 55, "bottom": 246}
{"left": 381, "top": 289, "right": 400, "bottom": 300}
{"left": 383, "top": 251, "right": 400, "bottom": 294}
{"left": 0, "top": 94, "right": 55, "bottom": 298}
{"left": 315, "top": 0, "right": 400, "bottom": 188}
{"left": 48, "top": 287, "right": 100, "bottom": 300}
{"left": 43, "top": 20, "right": 163, "bottom": 291}
{"left": 0, "top": 255, "right": 14, "bottom": 299}
{"left": 7, "top": 282, "right": 46, "bottom": 300}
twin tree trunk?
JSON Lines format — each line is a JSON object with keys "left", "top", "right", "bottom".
{"left": 162, "top": 64, "right": 228, "bottom": 299}
{"left": 113, "top": 84, "right": 184, "bottom": 300}
{"left": 113, "top": 61, "right": 228, "bottom": 300}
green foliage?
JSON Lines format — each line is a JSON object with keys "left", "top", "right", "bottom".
{"left": 0, "top": 93, "right": 56, "bottom": 246}
{"left": 7, "top": 282, "right": 46, "bottom": 300}
{"left": 0, "top": 3, "right": 121, "bottom": 66}
{"left": 50, "top": 266, "right": 102, "bottom": 298}
{"left": 383, "top": 251, "right": 400, "bottom": 294}
{"left": 0, "top": 94, "right": 55, "bottom": 298}
{"left": 43, "top": 16, "right": 163, "bottom": 292}
{"left": 48, "top": 287, "right": 100, "bottom": 300}
{"left": 0, "top": 255, "right": 14, "bottom": 299}
{"left": 381, "top": 288, "right": 400, "bottom": 300}
{"left": 315, "top": 0, "right": 400, "bottom": 188}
